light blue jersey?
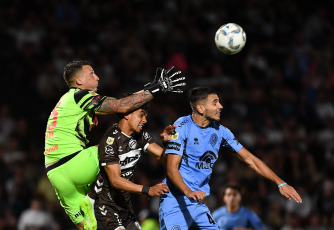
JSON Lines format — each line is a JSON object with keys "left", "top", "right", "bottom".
{"left": 164, "top": 115, "right": 242, "bottom": 195}
{"left": 212, "top": 206, "right": 265, "bottom": 230}
{"left": 159, "top": 115, "right": 243, "bottom": 230}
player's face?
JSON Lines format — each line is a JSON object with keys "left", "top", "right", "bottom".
{"left": 203, "top": 94, "right": 223, "bottom": 122}
{"left": 224, "top": 188, "right": 241, "bottom": 208}
{"left": 78, "top": 65, "right": 100, "bottom": 91}
{"left": 127, "top": 109, "right": 148, "bottom": 134}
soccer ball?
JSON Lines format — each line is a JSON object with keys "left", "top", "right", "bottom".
{"left": 215, "top": 23, "right": 246, "bottom": 55}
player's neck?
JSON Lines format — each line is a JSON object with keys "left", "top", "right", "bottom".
{"left": 227, "top": 205, "right": 240, "bottom": 213}
{"left": 191, "top": 113, "right": 210, "bottom": 127}
{"left": 118, "top": 120, "right": 134, "bottom": 136}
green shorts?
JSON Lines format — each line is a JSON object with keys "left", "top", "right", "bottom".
{"left": 47, "top": 146, "right": 99, "bottom": 224}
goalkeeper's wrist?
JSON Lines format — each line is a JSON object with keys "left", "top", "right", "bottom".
{"left": 144, "top": 85, "right": 161, "bottom": 97}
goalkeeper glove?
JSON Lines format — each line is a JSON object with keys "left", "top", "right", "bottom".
{"left": 144, "top": 66, "right": 186, "bottom": 97}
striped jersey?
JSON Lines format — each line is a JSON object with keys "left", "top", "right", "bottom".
{"left": 44, "top": 88, "right": 106, "bottom": 165}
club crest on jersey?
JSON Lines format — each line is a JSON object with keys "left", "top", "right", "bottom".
{"left": 171, "top": 132, "right": 179, "bottom": 140}
{"left": 105, "top": 145, "right": 114, "bottom": 155}
{"left": 106, "top": 137, "right": 114, "bottom": 145}
{"left": 129, "top": 139, "right": 137, "bottom": 149}
{"left": 210, "top": 133, "right": 218, "bottom": 147}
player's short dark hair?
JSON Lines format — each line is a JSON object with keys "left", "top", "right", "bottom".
{"left": 63, "top": 60, "right": 90, "bottom": 87}
{"left": 188, "top": 87, "right": 217, "bottom": 112}
{"left": 223, "top": 184, "right": 242, "bottom": 196}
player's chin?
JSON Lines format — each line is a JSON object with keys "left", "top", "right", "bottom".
{"left": 212, "top": 116, "right": 221, "bottom": 122}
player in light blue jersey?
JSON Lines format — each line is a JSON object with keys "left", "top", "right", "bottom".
{"left": 159, "top": 87, "right": 302, "bottom": 230}
{"left": 212, "top": 185, "right": 265, "bottom": 230}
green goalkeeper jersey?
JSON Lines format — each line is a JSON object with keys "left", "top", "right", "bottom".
{"left": 44, "top": 88, "right": 106, "bottom": 165}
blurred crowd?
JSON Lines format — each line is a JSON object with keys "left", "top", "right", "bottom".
{"left": 0, "top": 0, "right": 334, "bottom": 229}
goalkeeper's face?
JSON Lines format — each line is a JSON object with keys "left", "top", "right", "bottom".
{"left": 77, "top": 65, "right": 100, "bottom": 91}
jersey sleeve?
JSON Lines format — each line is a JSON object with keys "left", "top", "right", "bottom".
{"left": 74, "top": 89, "right": 107, "bottom": 112}
{"left": 98, "top": 134, "right": 119, "bottom": 166}
{"left": 220, "top": 126, "right": 243, "bottom": 153}
{"left": 140, "top": 131, "right": 154, "bottom": 152}
{"left": 165, "top": 117, "right": 188, "bottom": 156}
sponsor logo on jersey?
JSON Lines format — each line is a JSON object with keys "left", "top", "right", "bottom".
{"left": 129, "top": 139, "right": 137, "bottom": 149}
{"left": 143, "top": 132, "right": 150, "bottom": 140}
{"left": 195, "top": 151, "right": 217, "bottom": 169}
{"left": 166, "top": 142, "right": 181, "bottom": 151}
{"left": 74, "top": 210, "right": 83, "bottom": 218}
{"left": 106, "top": 137, "right": 114, "bottom": 145}
{"left": 119, "top": 150, "right": 141, "bottom": 169}
{"left": 45, "top": 131, "right": 54, "bottom": 140}
{"left": 44, "top": 144, "right": 58, "bottom": 154}
{"left": 120, "top": 155, "right": 140, "bottom": 167}
{"left": 178, "top": 119, "right": 189, "bottom": 128}
{"left": 194, "top": 138, "right": 199, "bottom": 145}
{"left": 121, "top": 170, "right": 134, "bottom": 178}
{"left": 233, "top": 137, "right": 240, "bottom": 145}
{"left": 171, "top": 132, "right": 179, "bottom": 140}
{"left": 172, "top": 226, "right": 181, "bottom": 230}
{"left": 105, "top": 145, "right": 114, "bottom": 155}
{"left": 210, "top": 133, "right": 218, "bottom": 147}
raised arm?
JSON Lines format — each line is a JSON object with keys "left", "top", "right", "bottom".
{"left": 96, "top": 67, "right": 186, "bottom": 115}
{"left": 236, "top": 147, "right": 302, "bottom": 203}
{"left": 97, "top": 90, "right": 152, "bottom": 114}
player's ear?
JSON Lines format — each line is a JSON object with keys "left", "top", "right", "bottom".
{"left": 123, "top": 114, "right": 129, "bottom": 120}
{"left": 75, "top": 75, "right": 83, "bottom": 86}
{"left": 196, "top": 104, "right": 204, "bottom": 114}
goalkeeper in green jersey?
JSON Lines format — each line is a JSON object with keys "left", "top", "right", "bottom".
{"left": 44, "top": 60, "right": 186, "bottom": 230}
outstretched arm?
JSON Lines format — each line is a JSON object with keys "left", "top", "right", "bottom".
{"left": 104, "top": 163, "right": 169, "bottom": 196}
{"left": 97, "top": 90, "right": 153, "bottom": 115}
{"left": 236, "top": 147, "right": 302, "bottom": 203}
{"left": 96, "top": 66, "right": 186, "bottom": 115}
{"left": 167, "top": 154, "right": 206, "bottom": 202}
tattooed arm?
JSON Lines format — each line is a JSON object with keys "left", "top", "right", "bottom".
{"left": 96, "top": 90, "right": 153, "bottom": 115}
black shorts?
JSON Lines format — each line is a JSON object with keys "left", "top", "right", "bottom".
{"left": 94, "top": 200, "right": 141, "bottom": 230}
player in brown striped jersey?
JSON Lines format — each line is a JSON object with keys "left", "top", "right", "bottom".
{"left": 89, "top": 103, "right": 173, "bottom": 230}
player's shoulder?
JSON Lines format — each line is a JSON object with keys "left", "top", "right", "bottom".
{"left": 72, "top": 88, "right": 96, "bottom": 103}
{"left": 174, "top": 115, "right": 192, "bottom": 129}
{"left": 212, "top": 206, "right": 227, "bottom": 216}
{"left": 100, "top": 123, "right": 120, "bottom": 144}
{"left": 239, "top": 206, "right": 254, "bottom": 215}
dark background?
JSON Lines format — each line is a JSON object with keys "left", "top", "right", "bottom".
{"left": 0, "top": 0, "right": 333, "bottom": 229}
